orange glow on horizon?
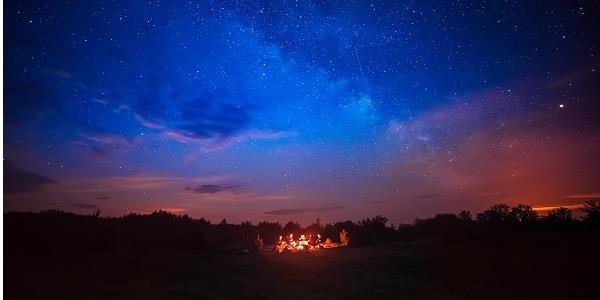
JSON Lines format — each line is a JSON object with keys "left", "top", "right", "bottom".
{"left": 532, "top": 204, "right": 583, "bottom": 212}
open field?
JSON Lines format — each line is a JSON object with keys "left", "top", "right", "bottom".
{"left": 5, "top": 231, "right": 599, "bottom": 299}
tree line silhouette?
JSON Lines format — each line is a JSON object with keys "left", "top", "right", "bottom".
{"left": 5, "top": 200, "right": 600, "bottom": 254}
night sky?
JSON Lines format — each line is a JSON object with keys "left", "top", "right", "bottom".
{"left": 5, "top": 0, "right": 600, "bottom": 224}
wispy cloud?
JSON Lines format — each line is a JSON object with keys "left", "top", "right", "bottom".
{"left": 264, "top": 206, "right": 345, "bottom": 215}
{"left": 367, "top": 200, "right": 389, "bottom": 205}
{"left": 545, "top": 64, "right": 597, "bottom": 91}
{"left": 42, "top": 68, "right": 71, "bottom": 78}
{"left": 565, "top": 193, "right": 600, "bottom": 199}
{"left": 478, "top": 191, "right": 501, "bottom": 197}
{"left": 415, "top": 194, "right": 441, "bottom": 199}
{"left": 4, "top": 162, "right": 56, "bottom": 194}
{"left": 185, "top": 184, "right": 240, "bottom": 194}
{"left": 91, "top": 97, "right": 109, "bottom": 105}
{"left": 113, "top": 104, "right": 131, "bottom": 113}
{"left": 62, "top": 174, "right": 229, "bottom": 193}
{"left": 134, "top": 113, "right": 165, "bottom": 129}
{"left": 5, "top": 82, "right": 63, "bottom": 126}
{"left": 108, "top": 175, "right": 187, "bottom": 189}
{"left": 75, "top": 133, "right": 135, "bottom": 158}
{"left": 82, "top": 133, "right": 133, "bottom": 147}
{"left": 70, "top": 203, "right": 98, "bottom": 209}
{"left": 130, "top": 88, "right": 292, "bottom": 157}
{"left": 235, "top": 193, "right": 292, "bottom": 201}
{"left": 180, "top": 129, "right": 293, "bottom": 161}
{"left": 135, "top": 89, "right": 254, "bottom": 139}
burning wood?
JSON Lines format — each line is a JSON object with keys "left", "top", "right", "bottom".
{"left": 274, "top": 230, "right": 349, "bottom": 253}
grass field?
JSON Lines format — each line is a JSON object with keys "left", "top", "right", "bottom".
{"left": 5, "top": 230, "right": 598, "bottom": 299}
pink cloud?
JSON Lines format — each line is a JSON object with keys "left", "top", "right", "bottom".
{"left": 134, "top": 114, "right": 165, "bottom": 129}
{"left": 566, "top": 193, "right": 600, "bottom": 199}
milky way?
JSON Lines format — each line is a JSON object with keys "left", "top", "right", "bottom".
{"left": 5, "top": 0, "right": 600, "bottom": 224}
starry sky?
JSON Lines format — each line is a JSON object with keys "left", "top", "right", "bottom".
{"left": 4, "top": 0, "right": 600, "bottom": 224}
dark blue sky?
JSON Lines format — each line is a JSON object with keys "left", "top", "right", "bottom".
{"left": 5, "top": 0, "right": 600, "bottom": 223}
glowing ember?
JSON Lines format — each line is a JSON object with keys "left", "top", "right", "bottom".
{"left": 274, "top": 229, "right": 349, "bottom": 253}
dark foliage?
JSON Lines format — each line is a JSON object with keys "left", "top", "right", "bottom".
{"left": 544, "top": 207, "right": 575, "bottom": 226}
{"left": 581, "top": 199, "right": 600, "bottom": 226}
{"left": 5, "top": 201, "right": 600, "bottom": 255}
{"left": 476, "top": 204, "right": 518, "bottom": 225}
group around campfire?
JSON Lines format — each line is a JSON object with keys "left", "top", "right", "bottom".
{"left": 272, "top": 229, "right": 349, "bottom": 253}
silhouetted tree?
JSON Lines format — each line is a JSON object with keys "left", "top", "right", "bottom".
{"left": 256, "top": 221, "right": 282, "bottom": 244}
{"left": 304, "top": 221, "right": 323, "bottom": 236}
{"left": 476, "top": 204, "right": 518, "bottom": 225}
{"left": 11, "top": 200, "right": 600, "bottom": 256}
{"left": 459, "top": 210, "right": 473, "bottom": 222}
{"left": 240, "top": 221, "right": 256, "bottom": 246}
{"left": 410, "top": 213, "right": 471, "bottom": 238}
{"left": 359, "top": 215, "right": 388, "bottom": 231}
{"left": 352, "top": 215, "right": 392, "bottom": 245}
{"left": 282, "top": 221, "right": 301, "bottom": 235}
{"left": 511, "top": 204, "right": 538, "bottom": 224}
{"left": 581, "top": 199, "right": 600, "bottom": 226}
{"left": 545, "top": 207, "right": 573, "bottom": 224}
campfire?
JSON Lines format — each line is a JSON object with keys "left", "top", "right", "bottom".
{"left": 272, "top": 229, "right": 349, "bottom": 253}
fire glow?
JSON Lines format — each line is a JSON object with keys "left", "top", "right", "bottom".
{"left": 274, "top": 229, "right": 349, "bottom": 253}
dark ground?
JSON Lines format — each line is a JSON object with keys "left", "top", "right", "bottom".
{"left": 5, "top": 230, "right": 599, "bottom": 299}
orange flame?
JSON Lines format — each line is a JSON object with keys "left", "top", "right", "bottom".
{"left": 274, "top": 230, "right": 348, "bottom": 253}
